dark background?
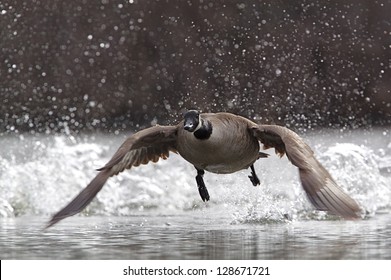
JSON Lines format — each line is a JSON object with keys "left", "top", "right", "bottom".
{"left": 1, "top": 0, "right": 390, "bottom": 134}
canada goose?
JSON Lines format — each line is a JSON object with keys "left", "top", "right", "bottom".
{"left": 46, "top": 110, "right": 361, "bottom": 228}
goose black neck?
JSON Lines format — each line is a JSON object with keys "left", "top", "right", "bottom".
{"left": 194, "top": 119, "right": 212, "bottom": 140}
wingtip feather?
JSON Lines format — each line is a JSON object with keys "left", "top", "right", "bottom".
{"left": 45, "top": 170, "right": 110, "bottom": 228}
{"left": 300, "top": 168, "right": 361, "bottom": 220}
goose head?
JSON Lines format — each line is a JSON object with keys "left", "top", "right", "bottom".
{"left": 183, "top": 110, "right": 201, "bottom": 132}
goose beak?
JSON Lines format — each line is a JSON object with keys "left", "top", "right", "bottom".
{"left": 184, "top": 122, "right": 194, "bottom": 131}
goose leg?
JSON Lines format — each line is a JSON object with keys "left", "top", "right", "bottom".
{"left": 248, "top": 164, "right": 260, "bottom": 186}
{"left": 195, "top": 168, "right": 210, "bottom": 202}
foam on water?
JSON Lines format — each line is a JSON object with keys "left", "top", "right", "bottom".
{"left": 0, "top": 136, "right": 104, "bottom": 217}
{"left": 319, "top": 143, "right": 391, "bottom": 216}
{"left": 0, "top": 129, "right": 390, "bottom": 224}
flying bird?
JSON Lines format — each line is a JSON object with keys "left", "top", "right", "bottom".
{"left": 46, "top": 110, "right": 361, "bottom": 227}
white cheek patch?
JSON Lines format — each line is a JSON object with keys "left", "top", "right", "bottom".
{"left": 194, "top": 115, "right": 202, "bottom": 131}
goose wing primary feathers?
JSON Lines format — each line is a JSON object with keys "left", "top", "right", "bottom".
{"left": 251, "top": 124, "right": 361, "bottom": 219}
{"left": 46, "top": 125, "right": 178, "bottom": 228}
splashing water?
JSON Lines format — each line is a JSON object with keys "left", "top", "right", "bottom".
{"left": 0, "top": 129, "right": 390, "bottom": 223}
{"left": 319, "top": 143, "right": 391, "bottom": 216}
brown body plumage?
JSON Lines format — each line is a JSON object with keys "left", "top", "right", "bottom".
{"left": 46, "top": 111, "right": 361, "bottom": 228}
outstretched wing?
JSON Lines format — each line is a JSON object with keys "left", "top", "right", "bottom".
{"left": 46, "top": 125, "right": 178, "bottom": 228}
{"left": 251, "top": 124, "right": 361, "bottom": 219}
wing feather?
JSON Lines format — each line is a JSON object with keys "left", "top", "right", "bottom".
{"left": 252, "top": 125, "right": 361, "bottom": 219}
{"left": 46, "top": 125, "right": 178, "bottom": 228}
